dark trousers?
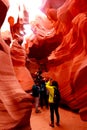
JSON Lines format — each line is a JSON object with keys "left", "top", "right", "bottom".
{"left": 40, "top": 92, "right": 49, "bottom": 108}
{"left": 49, "top": 103, "right": 60, "bottom": 124}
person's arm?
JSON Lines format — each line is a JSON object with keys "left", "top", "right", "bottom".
{"left": 46, "top": 81, "right": 53, "bottom": 92}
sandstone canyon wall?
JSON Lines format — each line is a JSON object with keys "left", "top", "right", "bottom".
{"left": 0, "top": 1, "right": 87, "bottom": 130}
{"left": 27, "top": 0, "right": 87, "bottom": 121}
{"left": 0, "top": 0, "right": 33, "bottom": 129}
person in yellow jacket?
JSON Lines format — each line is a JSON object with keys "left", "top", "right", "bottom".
{"left": 46, "top": 79, "right": 60, "bottom": 127}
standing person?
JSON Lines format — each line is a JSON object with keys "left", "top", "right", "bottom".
{"left": 46, "top": 79, "right": 61, "bottom": 127}
{"left": 40, "top": 79, "right": 49, "bottom": 109}
{"left": 32, "top": 80, "right": 41, "bottom": 113}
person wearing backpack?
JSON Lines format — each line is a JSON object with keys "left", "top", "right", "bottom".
{"left": 32, "top": 80, "right": 41, "bottom": 113}
{"left": 46, "top": 79, "right": 61, "bottom": 127}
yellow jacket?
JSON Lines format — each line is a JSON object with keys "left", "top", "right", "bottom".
{"left": 46, "top": 81, "right": 54, "bottom": 103}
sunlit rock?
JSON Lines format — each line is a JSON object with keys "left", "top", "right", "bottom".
{"left": 10, "top": 39, "right": 34, "bottom": 91}
{"left": 27, "top": 0, "right": 87, "bottom": 121}
{"left": 1, "top": 0, "right": 87, "bottom": 123}
{"left": 0, "top": 0, "right": 33, "bottom": 129}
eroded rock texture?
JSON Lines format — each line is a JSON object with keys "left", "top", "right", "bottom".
{"left": 26, "top": 0, "right": 87, "bottom": 121}
{"left": 0, "top": 2, "right": 87, "bottom": 130}
{"left": 10, "top": 40, "right": 34, "bottom": 91}
{"left": 0, "top": 0, "right": 33, "bottom": 129}
{"left": 0, "top": 31, "right": 33, "bottom": 130}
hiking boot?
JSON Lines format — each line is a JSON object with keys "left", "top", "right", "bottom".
{"left": 49, "top": 123, "right": 54, "bottom": 127}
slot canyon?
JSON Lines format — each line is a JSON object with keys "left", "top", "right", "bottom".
{"left": 0, "top": 0, "right": 87, "bottom": 129}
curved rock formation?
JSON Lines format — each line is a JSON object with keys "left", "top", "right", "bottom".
{"left": 0, "top": 0, "right": 33, "bottom": 129}
{"left": 1, "top": 0, "right": 87, "bottom": 124}
{"left": 10, "top": 39, "right": 34, "bottom": 91}
{"left": 26, "top": 0, "right": 87, "bottom": 121}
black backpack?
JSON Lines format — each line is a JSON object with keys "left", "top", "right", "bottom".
{"left": 32, "top": 85, "right": 39, "bottom": 97}
{"left": 53, "top": 88, "right": 61, "bottom": 104}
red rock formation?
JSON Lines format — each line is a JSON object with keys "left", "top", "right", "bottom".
{"left": 27, "top": 0, "right": 87, "bottom": 121}
{"left": 10, "top": 39, "right": 34, "bottom": 91}
{"left": 1, "top": 0, "right": 87, "bottom": 124}
{"left": 0, "top": 0, "right": 33, "bottom": 129}
{"left": 0, "top": 30, "right": 33, "bottom": 130}
{"left": 46, "top": 3, "right": 87, "bottom": 121}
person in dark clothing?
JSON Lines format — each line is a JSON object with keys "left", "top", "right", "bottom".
{"left": 39, "top": 79, "right": 49, "bottom": 109}
{"left": 46, "top": 79, "right": 61, "bottom": 127}
{"left": 35, "top": 70, "right": 43, "bottom": 86}
{"left": 32, "top": 81, "right": 41, "bottom": 113}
